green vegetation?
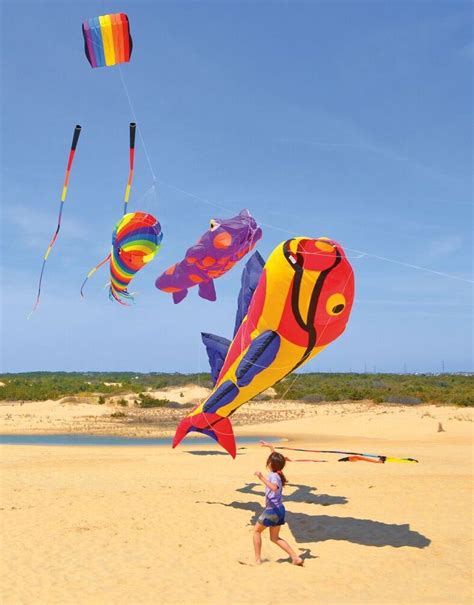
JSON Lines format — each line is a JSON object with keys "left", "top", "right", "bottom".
{"left": 136, "top": 393, "right": 168, "bottom": 408}
{"left": 0, "top": 372, "right": 210, "bottom": 402}
{"left": 0, "top": 371, "right": 472, "bottom": 406}
{"left": 273, "top": 373, "right": 473, "bottom": 406}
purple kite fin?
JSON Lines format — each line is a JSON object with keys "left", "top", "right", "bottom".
{"left": 173, "top": 289, "right": 188, "bottom": 304}
{"left": 201, "top": 333, "right": 231, "bottom": 385}
{"left": 172, "top": 411, "right": 236, "bottom": 458}
{"left": 198, "top": 279, "right": 217, "bottom": 302}
{"left": 234, "top": 251, "right": 265, "bottom": 336}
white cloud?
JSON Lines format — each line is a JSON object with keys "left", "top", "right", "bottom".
{"left": 278, "top": 137, "right": 461, "bottom": 185}
{"left": 426, "top": 235, "right": 464, "bottom": 260}
{"left": 2, "top": 203, "right": 91, "bottom": 251}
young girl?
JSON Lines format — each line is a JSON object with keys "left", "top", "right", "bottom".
{"left": 253, "top": 442, "right": 303, "bottom": 566}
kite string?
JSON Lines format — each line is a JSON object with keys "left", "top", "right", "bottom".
{"left": 158, "top": 181, "right": 473, "bottom": 284}
{"left": 345, "top": 248, "right": 472, "bottom": 284}
{"left": 116, "top": 67, "right": 470, "bottom": 284}
{"left": 112, "top": 52, "right": 470, "bottom": 285}
{"left": 118, "top": 65, "right": 157, "bottom": 184}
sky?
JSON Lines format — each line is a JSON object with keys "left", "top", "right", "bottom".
{"left": 1, "top": 0, "right": 472, "bottom": 374}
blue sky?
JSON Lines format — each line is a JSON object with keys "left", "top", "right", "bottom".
{"left": 1, "top": 1, "right": 472, "bottom": 373}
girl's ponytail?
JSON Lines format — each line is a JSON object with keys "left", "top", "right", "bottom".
{"left": 276, "top": 468, "right": 288, "bottom": 487}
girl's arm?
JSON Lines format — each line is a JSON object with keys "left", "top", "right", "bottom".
{"left": 259, "top": 440, "right": 275, "bottom": 453}
{"left": 254, "top": 471, "right": 278, "bottom": 492}
{"left": 260, "top": 441, "right": 290, "bottom": 461}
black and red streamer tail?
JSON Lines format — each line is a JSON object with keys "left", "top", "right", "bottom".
{"left": 123, "top": 122, "right": 136, "bottom": 214}
{"left": 30, "top": 125, "right": 82, "bottom": 316}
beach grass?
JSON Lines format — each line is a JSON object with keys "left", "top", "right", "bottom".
{"left": 0, "top": 371, "right": 472, "bottom": 406}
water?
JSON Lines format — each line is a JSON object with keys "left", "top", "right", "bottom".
{"left": 0, "top": 434, "right": 279, "bottom": 447}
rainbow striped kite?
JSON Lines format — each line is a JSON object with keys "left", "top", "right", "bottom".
{"left": 109, "top": 212, "right": 163, "bottom": 305}
{"left": 82, "top": 13, "right": 132, "bottom": 68}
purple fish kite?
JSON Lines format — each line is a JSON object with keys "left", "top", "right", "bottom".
{"left": 155, "top": 209, "right": 262, "bottom": 303}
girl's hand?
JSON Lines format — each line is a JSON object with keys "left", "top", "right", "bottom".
{"left": 259, "top": 440, "right": 270, "bottom": 447}
{"left": 254, "top": 471, "right": 263, "bottom": 479}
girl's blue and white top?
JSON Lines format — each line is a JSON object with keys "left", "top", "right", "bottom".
{"left": 265, "top": 472, "right": 283, "bottom": 508}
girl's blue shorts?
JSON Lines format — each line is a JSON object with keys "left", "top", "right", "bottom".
{"left": 257, "top": 505, "right": 286, "bottom": 527}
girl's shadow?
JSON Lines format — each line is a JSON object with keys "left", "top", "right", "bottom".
{"left": 200, "top": 485, "right": 431, "bottom": 549}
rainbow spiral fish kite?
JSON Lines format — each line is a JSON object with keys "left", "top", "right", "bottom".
{"left": 109, "top": 212, "right": 163, "bottom": 305}
{"left": 82, "top": 13, "right": 132, "bottom": 68}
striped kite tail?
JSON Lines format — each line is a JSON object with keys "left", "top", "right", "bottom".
{"left": 30, "top": 125, "right": 82, "bottom": 316}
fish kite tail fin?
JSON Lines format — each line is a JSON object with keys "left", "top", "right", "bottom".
{"left": 172, "top": 411, "right": 236, "bottom": 458}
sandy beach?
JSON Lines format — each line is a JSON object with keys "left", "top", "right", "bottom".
{"left": 1, "top": 397, "right": 472, "bottom": 604}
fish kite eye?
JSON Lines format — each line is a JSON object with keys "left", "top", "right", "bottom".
{"left": 326, "top": 293, "right": 346, "bottom": 316}
{"left": 210, "top": 220, "right": 220, "bottom": 231}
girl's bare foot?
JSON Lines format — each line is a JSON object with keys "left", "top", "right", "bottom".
{"left": 292, "top": 557, "right": 304, "bottom": 566}
{"left": 255, "top": 559, "right": 262, "bottom": 565}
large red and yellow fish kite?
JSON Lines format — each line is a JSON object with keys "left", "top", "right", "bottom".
{"left": 173, "top": 237, "right": 355, "bottom": 457}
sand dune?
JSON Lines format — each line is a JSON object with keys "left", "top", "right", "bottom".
{"left": 0, "top": 402, "right": 472, "bottom": 604}
{"left": 147, "top": 384, "right": 211, "bottom": 403}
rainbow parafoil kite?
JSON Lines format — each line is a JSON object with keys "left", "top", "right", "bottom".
{"left": 82, "top": 13, "right": 132, "bottom": 68}
{"left": 155, "top": 210, "right": 262, "bottom": 303}
{"left": 173, "top": 237, "right": 355, "bottom": 457}
{"left": 109, "top": 212, "right": 163, "bottom": 305}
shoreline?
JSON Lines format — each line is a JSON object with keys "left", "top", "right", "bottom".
{"left": 2, "top": 396, "right": 471, "bottom": 452}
